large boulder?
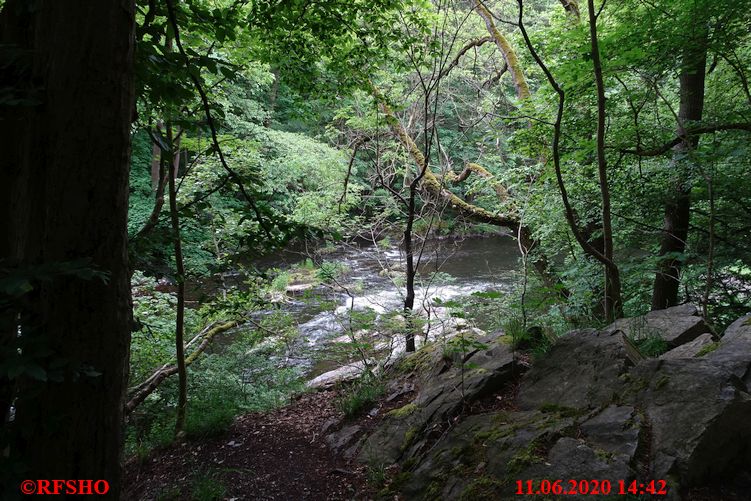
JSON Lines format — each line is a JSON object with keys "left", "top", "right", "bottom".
{"left": 515, "top": 306, "right": 712, "bottom": 411}
{"left": 358, "top": 333, "right": 517, "bottom": 465}
{"left": 660, "top": 333, "right": 715, "bottom": 360}
{"left": 625, "top": 357, "right": 751, "bottom": 491}
{"left": 517, "top": 328, "right": 630, "bottom": 410}
{"left": 705, "top": 313, "right": 751, "bottom": 387}
{"left": 720, "top": 313, "right": 751, "bottom": 344}
{"left": 604, "top": 304, "right": 710, "bottom": 348}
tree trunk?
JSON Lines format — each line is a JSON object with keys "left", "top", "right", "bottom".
{"left": 519, "top": 0, "right": 621, "bottom": 322}
{"left": 404, "top": 199, "right": 417, "bottom": 353}
{"left": 150, "top": 137, "right": 162, "bottom": 189}
{"left": 166, "top": 127, "right": 188, "bottom": 437}
{"left": 651, "top": 28, "right": 707, "bottom": 310}
{"left": 473, "top": 0, "right": 530, "bottom": 100}
{"left": 132, "top": 135, "right": 169, "bottom": 244}
{"left": 588, "top": 0, "right": 622, "bottom": 321}
{"left": 0, "top": 0, "right": 135, "bottom": 496}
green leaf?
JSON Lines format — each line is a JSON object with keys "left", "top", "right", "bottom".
{"left": 471, "top": 291, "right": 503, "bottom": 300}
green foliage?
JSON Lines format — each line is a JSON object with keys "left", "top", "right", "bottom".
{"left": 127, "top": 130, "right": 156, "bottom": 237}
{"left": 317, "top": 261, "right": 347, "bottom": 283}
{"left": 190, "top": 475, "right": 227, "bottom": 501}
{"left": 130, "top": 271, "right": 202, "bottom": 384}
{"left": 428, "top": 271, "right": 456, "bottom": 285}
{"left": 503, "top": 318, "right": 553, "bottom": 358}
{"left": 126, "top": 270, "right": 304, "bottom": 455}
{"left": 335, "top": 374, "right": 385, "bottom": 418}
{"left": 270, "top": 271, "right": 290, "bottom": 292}
{"left": 630, "top": 333, "right": 669, "bottom": 358}
{"left": 695, "top": 342, "right": 720, "bottom": 357}
{"left": 127, "top": 335, "right": 304, "bottom": 454}
{"left": 366, "top": 461, "right": 388, "bottom": 488}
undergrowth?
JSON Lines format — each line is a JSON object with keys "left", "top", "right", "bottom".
{"left": 335, "top": 373, "right": 385, "bottom": 418}
{"left": 126, "top": 330, "right": 304, "bottom": 456}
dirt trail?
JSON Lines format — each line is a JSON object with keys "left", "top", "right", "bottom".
{"left": 123, "top": 391, "right": 370, "bottom": 500}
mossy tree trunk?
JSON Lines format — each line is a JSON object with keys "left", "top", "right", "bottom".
{"left": 473, "top": 0, "right": 530, "bottom": 100}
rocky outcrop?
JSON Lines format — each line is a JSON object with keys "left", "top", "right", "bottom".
{"left": 358, "top": 332, "right": 518, "bottom": 465}
{"left": 705, "top": 313, "right": 751, "bottom": 386}
{"left": 660, "top": 332, "right": 715, "bottom": 359}
{"left": 579, "top": 404, "right": 642, "bottom": 461}
{"left": 626, "top": 358, "right": 751, "bottom": 490}
{"left": 330, "top": 305, "right": 751, "bottom": 500}
{"left": 603, "top": 303, "right": 710, "bottom": 348}
{"left": 401, "top": 410, "right": 578, "bottom": 498}
{"left": 720, "top": 313, "right": 751, "bottom": 343}
{"left": 516, "top": 328, "right": 629, "bottom": 410}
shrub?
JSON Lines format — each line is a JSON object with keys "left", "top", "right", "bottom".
{"left": 335, "top": 374, "right": 385, "bottom": 418}
{"left": 633, "top": 334, "right": 669, "bottom": 357}
{"left": 504, "top": 318, "right": 552, "bottom": 357}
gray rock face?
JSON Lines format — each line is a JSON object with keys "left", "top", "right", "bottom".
{"left": 721, "top": 313, "right": 751, "bottom": 343}
{"left": 358, "top": 333, "right": 517, "bottom": 465}
{"left": 660, "top": 333, "right": 715, "bottom": 359}
{"left": 336, "top": 309, "right": 751, "bottom": 500}
{"left": 517, "top": 328, "right": 629, "bottom": 410}
{"left": 325, "top": 424, "right": 362, "bottom": 453}
{"left": 706, "top": 314, "right": 751, "bottom": 386}
{"left": 414, "top": 339, "right": 516, "bottom": 424}
{"left": 402, "top": 410, "right": 578, "bottom": 499}
{"left": 519, "top": 437, "right": 633, "bottom": 496}
{"left": 626, "top": 358, "right": 751, "bottom": 486}
{"left": 357, "top": 409, "right": 421, "bottom": 464}
{"left": 604, "top": 304, "right": 710, "bottom": 348}
{"left": 580, "top": 405, "right": 642, "bottom": 460}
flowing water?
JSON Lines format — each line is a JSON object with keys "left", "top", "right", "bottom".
{"left": 257, "top": 235, "right": 523, "bottom": 377}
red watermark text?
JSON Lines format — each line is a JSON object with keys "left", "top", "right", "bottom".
{"left": 20, "top": 479, "right": 110, "bottom": 495}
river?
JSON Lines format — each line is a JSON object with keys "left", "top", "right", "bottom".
{"left": 252, "top": 235, "right": 523, "bottom": 378}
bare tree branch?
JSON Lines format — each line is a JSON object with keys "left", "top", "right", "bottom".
{"left": 620, "top": 122, "right": 751, "bottom": 157}
{"left": 437, "top": 36, "right": 494, "bottom": 81}
{"left": 126, "top": 320, "right": 239, "bottom": 415}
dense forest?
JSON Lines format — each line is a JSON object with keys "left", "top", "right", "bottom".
{"left": 1, "top": 0, "right": 750, "bottom": 499}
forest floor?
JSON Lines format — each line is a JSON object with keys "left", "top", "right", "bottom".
{"left": 122, "top": 390, "right": 374, "bottom": 501}
{"left": 121, "top": 366, "right": 521, "bottom": 501}
{"left": 121, "top": 378, "right": 746, "bottom": 501}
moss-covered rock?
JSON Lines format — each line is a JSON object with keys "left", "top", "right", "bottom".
{"left": 387, "top": 402, "right": 418, "bottom": 418}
